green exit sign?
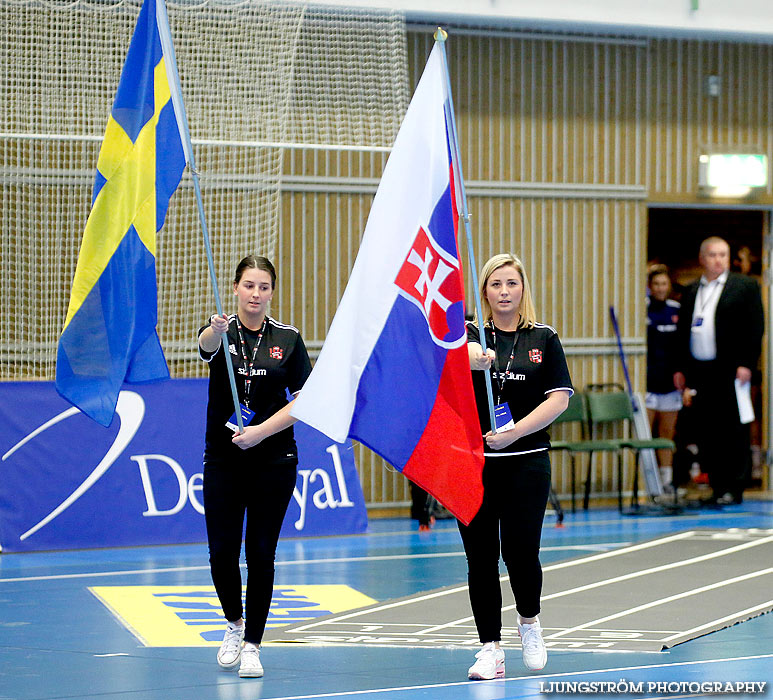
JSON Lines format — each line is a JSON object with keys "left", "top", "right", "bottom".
{"left": 699, "top": 153, "right": 768, "bottom": 191}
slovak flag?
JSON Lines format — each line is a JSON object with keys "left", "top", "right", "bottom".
{"left": 290, "top": 43, "right": 484, "bottom": 525}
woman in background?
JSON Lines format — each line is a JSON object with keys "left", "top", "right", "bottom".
{"left": 646, "top": 264, "right": 681, "bottom": 490}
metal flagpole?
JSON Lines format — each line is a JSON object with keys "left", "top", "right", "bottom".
{"left": 155, "top": 0, "right": 243, "bottom": 431}
{"left": 435, "top": 28, "right": 497, "bottom": 432}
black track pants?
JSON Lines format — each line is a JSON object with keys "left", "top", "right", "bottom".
{"left": 457, "top": 450, "right": 551, "bottom": 643}
{"left": 203, "top": 459, "right": 296, "bottom": 644}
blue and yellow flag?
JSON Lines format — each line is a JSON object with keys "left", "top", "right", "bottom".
{"left": 56, "top": 0, "right": 186, "bottom": 427}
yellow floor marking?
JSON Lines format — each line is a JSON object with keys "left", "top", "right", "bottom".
{"left": 90, "top": 584, "right": 376, "bottom": 647}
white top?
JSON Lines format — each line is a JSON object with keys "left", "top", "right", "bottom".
{"left": 690, "top": 270, "right": 728, "bottom": 361}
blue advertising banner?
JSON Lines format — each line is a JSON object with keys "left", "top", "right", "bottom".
{"left": 0, "top": 380, "right": 367, "bottom": 552}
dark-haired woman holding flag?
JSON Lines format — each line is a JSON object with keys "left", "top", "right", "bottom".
{"left": 198, "top": 255, "right": 311, "bottom": 679}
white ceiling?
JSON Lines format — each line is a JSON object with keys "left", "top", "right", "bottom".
{"left": 306, "top": 0, "right": 773, "bottom": 42}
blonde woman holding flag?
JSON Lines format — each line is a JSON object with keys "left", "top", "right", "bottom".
{"left": 463, "top": 253, "right": 572, "bottom": 678}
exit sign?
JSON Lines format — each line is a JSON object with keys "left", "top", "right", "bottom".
{"left": 699, "top": 153, "right": 768, "bottom": 192}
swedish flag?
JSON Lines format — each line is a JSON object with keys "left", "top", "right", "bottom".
{"left": 56, "top": 0, "right": 186, "bottom": 426}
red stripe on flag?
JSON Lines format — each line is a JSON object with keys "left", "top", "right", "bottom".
{"left": 403, "top": 346, "right": 484, "bottom": 526}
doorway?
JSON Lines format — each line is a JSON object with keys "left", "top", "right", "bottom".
{"left": 648, "top": 207, "right": 764, "bottom": 292}
{"left": 647, "top": 206, "right": 768, "bottom": 488}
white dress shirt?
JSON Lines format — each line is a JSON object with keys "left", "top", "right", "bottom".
{"left": 690, "top": 270, "right": 728, "bottom": 361}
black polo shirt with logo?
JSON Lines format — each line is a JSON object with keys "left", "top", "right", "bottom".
{"left": 199, "top": 314, "right": 312, "bottom": 465}
{"left": 466, "top": 321, "right": 573, "bottom": 455}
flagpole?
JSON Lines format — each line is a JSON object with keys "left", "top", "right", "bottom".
{"left": 435, "top": 28, "right": 497, "bottom": 433}
{"left": 155, "top": 0, "right": 244, "bottom": 432}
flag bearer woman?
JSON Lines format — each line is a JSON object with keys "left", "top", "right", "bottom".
{"left": 198, "top": 255, "right": 311, "bottom": 678}
{"left": 464, "top": 253, "right": 573, "bottom": 679}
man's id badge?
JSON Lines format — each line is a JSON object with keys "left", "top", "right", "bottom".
{"left": 494, "top": 402, "right": 515, "bottom": 433}
{"left": 692, "top": 316, "right": 704, "bottom": 327}
{"left": 226, "top": 404, "right": 255, "bottom": 432}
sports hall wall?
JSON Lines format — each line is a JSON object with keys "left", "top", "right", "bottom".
{"left": 276, "top": 29, "right": 773, "bottom": 508}
{"left": 2, "top": 4, "right": 771, "bottom": 511}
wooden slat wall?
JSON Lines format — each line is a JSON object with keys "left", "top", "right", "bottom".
{"left": 643, "top": 40, "right": 773, "bottom": 200}
{"left": 276, "top": 29, "right": 773, "bottom": 508}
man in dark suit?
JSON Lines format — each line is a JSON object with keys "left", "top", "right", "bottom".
{"left": 673, "top": 236, "right": 764, "bottom": 505}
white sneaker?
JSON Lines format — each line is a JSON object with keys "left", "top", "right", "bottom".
{"left": 238, "top": 642, "right": 264, "bottom": 678}
{"left": 217, "top": 622, "right": 244, "bottom": 669}
{"left": 468, "top": 642, "right": 505, "bottom": 680}
{"left": 519, "top": 618, "right": 547, "bottom": 671}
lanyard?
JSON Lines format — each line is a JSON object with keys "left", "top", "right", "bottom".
{"left": 234, "top": 316, "right": 266, "bottom": 409}
{"left": 695, "top": 279, "right": 723, "bottom": 317}
{"left": 490, "top": 324, "right": 519, "bottom": 405}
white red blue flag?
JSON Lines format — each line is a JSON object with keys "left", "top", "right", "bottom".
{"left": 290, "top": 43, "right": 484, "bottom": 524}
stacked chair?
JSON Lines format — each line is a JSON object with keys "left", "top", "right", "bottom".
{"left": 550, "top": 385, "right": 677, "bottom": 513}
{"left": 549, "top": 390, "right": 590, "bottom": 514}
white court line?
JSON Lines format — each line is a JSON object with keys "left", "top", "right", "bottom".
{"left": 6, "top": 526, "right": 762, "bottom": 586}
{"left": 417, "top": 533, "right": 773, "bottom": 635}
{"left": 538, "top": 535, "right": 773, "bottom": 604}
{"left": 660, "top": 598, "right": 773, "bottom": 643}
{"left": 545, "top": 567, "right": 773, "bottom": 640}
{"left": 279, "top": 532, "right": 695, "bottom": 634}
{"left": 0, "top": 543, "right": 627, "bottom": 584}
{"left": 542, "top": 531, "right": 694, "bottom": 571}
{"left": 247, "top": 653, "right": 773, "bottom": 700}
{"left": 541, "top": 534, "right": 773, "bottom": 601}
{"left": 368, "top": 510, "right": 766, "bottom": 540}
{"left": 0, "top": 564, "right": 214, "bottom": 583}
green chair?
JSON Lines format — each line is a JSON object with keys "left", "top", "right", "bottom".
{"left": 549, "top": 391, "right": 591, "bottom": 514}
{"left": 544, "top": 393, "right": 590, "bottom": 524}
{"left": 550, "top": 391, "right": 588, "bottom": 450}
{"left": 582, "top": 390, "right": 675, "bottom": 512}
{"left": 554, "top": 390, "right": 627, "bottom": 513}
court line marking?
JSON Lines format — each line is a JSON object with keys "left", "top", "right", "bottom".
{"left": 660, "top": 598, "right": 773, "bottom": 643}
{"left": 0, "top": 543, "right": 626, "bottom": 583}
{"left": 366, "top": 509, "right": 773, "bottom": 539}
{"left": 417, "top": 533, "right": 773, "bottom": 635}
{"left": 541, "top": 534, "right": 773, "bottom": 600}
{"left": 545, "top": 567, "right": 773, "bottom": 640}
{"left": 276, "top": 532, "right": 695, "bottom": 634}
{"left": 2, "top": 528, "right": 765, "bottom": 586}
{"left": 278, "top": 621, "right": 681, "bottom": 635}
{"left": 5, "top": 524, "right": 769, "bottom": 585}
{"left": 247, "top": 653, "right": 773, "bottom": 700}
{"left": 541, "top": 530, "right": 695, "bottom": 571}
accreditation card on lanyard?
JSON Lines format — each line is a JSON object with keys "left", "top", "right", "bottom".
{"left": 491, "top": 324, "right": 519, "bottom": 433}
{"left": 225, "top": 317, "right": 266, "bottom": 431}
{"left": 692, "top": 279, "right": 721, "bottom": 329}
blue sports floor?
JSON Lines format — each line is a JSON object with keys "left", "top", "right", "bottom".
{"left": 1, "top": 501, "right": 772, "bottom": 700}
